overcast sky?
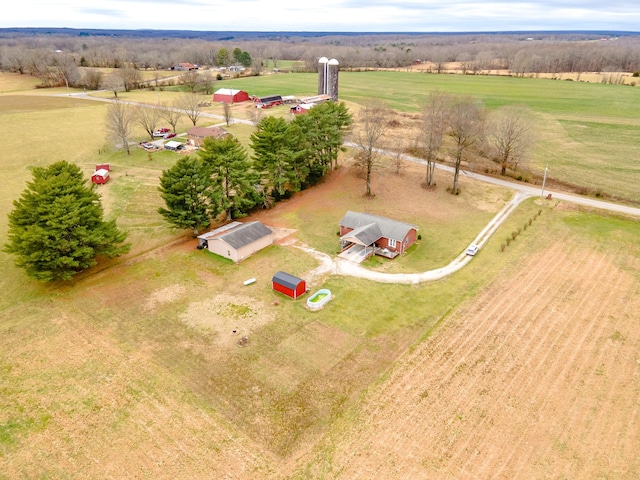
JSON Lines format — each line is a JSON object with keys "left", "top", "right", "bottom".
{"left": 3, "top": 1, "right": 640, "bottom": 33}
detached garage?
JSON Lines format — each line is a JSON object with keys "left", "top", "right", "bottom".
{"left": 272, "top": 271, "right": 306, "bottom": 299}
{"left": 213, "top": 88, "right": 250, "bottom": 104}
{"left": 197, "top": 221, "right": 273, "bottom": 263}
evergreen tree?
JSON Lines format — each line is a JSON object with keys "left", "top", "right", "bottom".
{"left": 292, "top": 101, "right": 353, "bottom": 181}
{"left": 4, "top": 161, "right": 130, "bottom": 282}
{"left": 250, "top": 116, "right": 297, "bottom": 201}
{"left": 158, "top": 156, "right": 219, "bottom": 235}
{"left": 198, "top": 136, "right": 260, "bottom": 221}
{"left": 239, "top": 51, "right": 252, "bottom": 68}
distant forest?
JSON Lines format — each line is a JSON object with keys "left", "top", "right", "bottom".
{"left": 1, "top": 28, "right": 639, "bottom": 89}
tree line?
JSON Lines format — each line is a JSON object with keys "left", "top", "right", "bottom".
{"left": 351, "top": 93, "right": 534, "bottom": 197}
{"left": 158, "top": 101, "right": 352, "bottom": 235}
{"left": 2, "top": 31, "right": 639, "bottom": 90}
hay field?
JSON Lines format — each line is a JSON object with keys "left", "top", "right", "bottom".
{"left": 1, "top": 72, "right": 639, "bottom": 479}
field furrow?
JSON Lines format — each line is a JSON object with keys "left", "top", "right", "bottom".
{"left": 327, "top": 237, "right": 640, "bottom": 479}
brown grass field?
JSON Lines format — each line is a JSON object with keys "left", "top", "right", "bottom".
{"left": 1, "top": 72, "right": 639, "bottom": 479}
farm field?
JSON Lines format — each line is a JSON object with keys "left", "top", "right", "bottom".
{"left": 1, "top": 71, "right": 639, "bottom": 478}
{"left": 304, "top": 212, "right": 640, "bottom": 479}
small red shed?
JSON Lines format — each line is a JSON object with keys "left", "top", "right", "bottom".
{"left": 91, "top": 168, "right": 110, "bottom": 184}
{"left": 272, "top": 271, "right": 306, "bottom": 299}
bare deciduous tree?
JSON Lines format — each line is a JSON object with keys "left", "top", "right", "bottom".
{"left": 119, "top": 66, "right": 142, "bottom": 92}
{"left": 134, "top": 104, "right": 162, "bottom": 140}
{"left": 351, "top": 101, "right": 388, "bottom": 197}
{"left": 160, "top": 102, "right": 183, "bottom": 134}
{"left": 419, "top": 90, "right": 450, "bottom": 187}
{"left": 198, "top": 70, "right": 215, "bottom": 95}
{"left": 82, "top": 69, "right": 103, "bottom": 90}
{"left": 176, "top": 92, "right": 203, "bottom": 126}
{"left": 51, "top": 53, "right": 80, "bottom": 91}
{"left": 487, "top": 105, "right": 535, "bottom": 175}
{"left": 447, "top": 96, "right": 484, "bottom": 195}
{"left": 106, "top": 100, "right": 135, "bottom": 155}
{"left": 390, "top": 137, "right": 407, "bottom": 175}
{"left": 101, "top": 73, "right": 125, "bottom": 97}
{"left": 223, "top": 102, "right": 233, "bottom": 126}
{"left": 180, "top": 70, "right": 200, "bottom": 92}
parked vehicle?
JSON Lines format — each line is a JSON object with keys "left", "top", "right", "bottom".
{"left": 153, "top": 128, "right": 170, "bottom": 137}
{"left": 466, "top": 244, "right": 479, "bottom": 256}
{"left": 163, "top": 132, "right": 176, "bottom": 139}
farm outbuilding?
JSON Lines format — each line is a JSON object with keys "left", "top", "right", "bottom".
{"left": 197, "top": 221, "right": 273, "bottom": 263}
{"left": 213, "top": 88, "right": 250, "bottom": 104}
{"left": 272, "top": 271, "right": 306, "bottom": 299}
{"left": 91, "top": 168, "right": 110, "bottom": 184}
{"left": 253, "top": 94, "right": 283, "bottom": 108}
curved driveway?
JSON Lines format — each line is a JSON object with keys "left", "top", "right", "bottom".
{"left": 301, "top": 148, "right": 640, "bottom": 285}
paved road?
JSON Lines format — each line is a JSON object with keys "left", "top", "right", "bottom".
{"left": 345, "top": 143, "right": 640, "bottom": 218}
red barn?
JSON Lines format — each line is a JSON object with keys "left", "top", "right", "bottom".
{"left": 213, "top": 88, "right": 250, "bottom": 104}
{"left": 272, "top": 271, "right": 306, "bottom": 299}
{"left": 91, "top": 168, "right": 110, "bottom": 184}
{"left": 254, "top": 94, "right": 283, "bottom": 108}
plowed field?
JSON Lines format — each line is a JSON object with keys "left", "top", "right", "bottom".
{"left": 322, "top": 236, "right": 640, "bottom": 479}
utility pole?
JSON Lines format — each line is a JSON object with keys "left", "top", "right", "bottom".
{"left": 540, "top": 163, "right": 549, "bottom": 198}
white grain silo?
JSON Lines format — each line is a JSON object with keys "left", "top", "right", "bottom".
{"left": 318, "top": 57, "right": 329, "bottom": 96}
{"left": 328, "top": 58, "right": 339, "bottom": 101}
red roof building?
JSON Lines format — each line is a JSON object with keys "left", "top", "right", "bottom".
{"left": 213, "top": 88, "right": 250, "bottom": 104}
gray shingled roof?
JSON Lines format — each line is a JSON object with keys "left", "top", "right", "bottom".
{"left": 272, "top": 271, "right": 304, "bottom": 289}
{"left": 217, "top": 221, "right": 272, "bottom": 249}
{"left": 198, "top": 221, "right": 272, "bottom": 249}
{"left": 339, "top": 211, "right": 417, "bottom": 241}
{"left": 340, "top": 222, "right": 382, "bottom": 246}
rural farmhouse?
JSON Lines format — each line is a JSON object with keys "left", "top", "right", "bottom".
{"left": 339, "top": 211, "right": 417, "bottom": 260}
{"left": 197, "top": 221, "right": 273, "bottom": 263}
{"left": 187, "top": 126, "right": 229, "bottom": 147}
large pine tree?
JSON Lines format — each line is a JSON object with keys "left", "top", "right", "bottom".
{"left": 198, "top": 135, "right": 259, "bottom": 221}
{"left": 250, "top": 116, "right": 297, "bottom": 199}
{"left": 158, "top": 156, "right": 220, "bottom": 235}
{"left": 4, "top": 161, "right": 130, "bottom": 282}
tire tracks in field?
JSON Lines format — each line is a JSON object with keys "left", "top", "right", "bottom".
{"left": 328, "top": 237, "right": 640, "bottom": 479}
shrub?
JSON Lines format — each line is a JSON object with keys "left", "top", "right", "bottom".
{"left": 500, "top": 243, "right": 506, "bottom": 252}
{"left": 506, "top": 237, "right": 512, "bottom": 246}
{"left": 511, "top": 231, "right": 518, "bottom": 240}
